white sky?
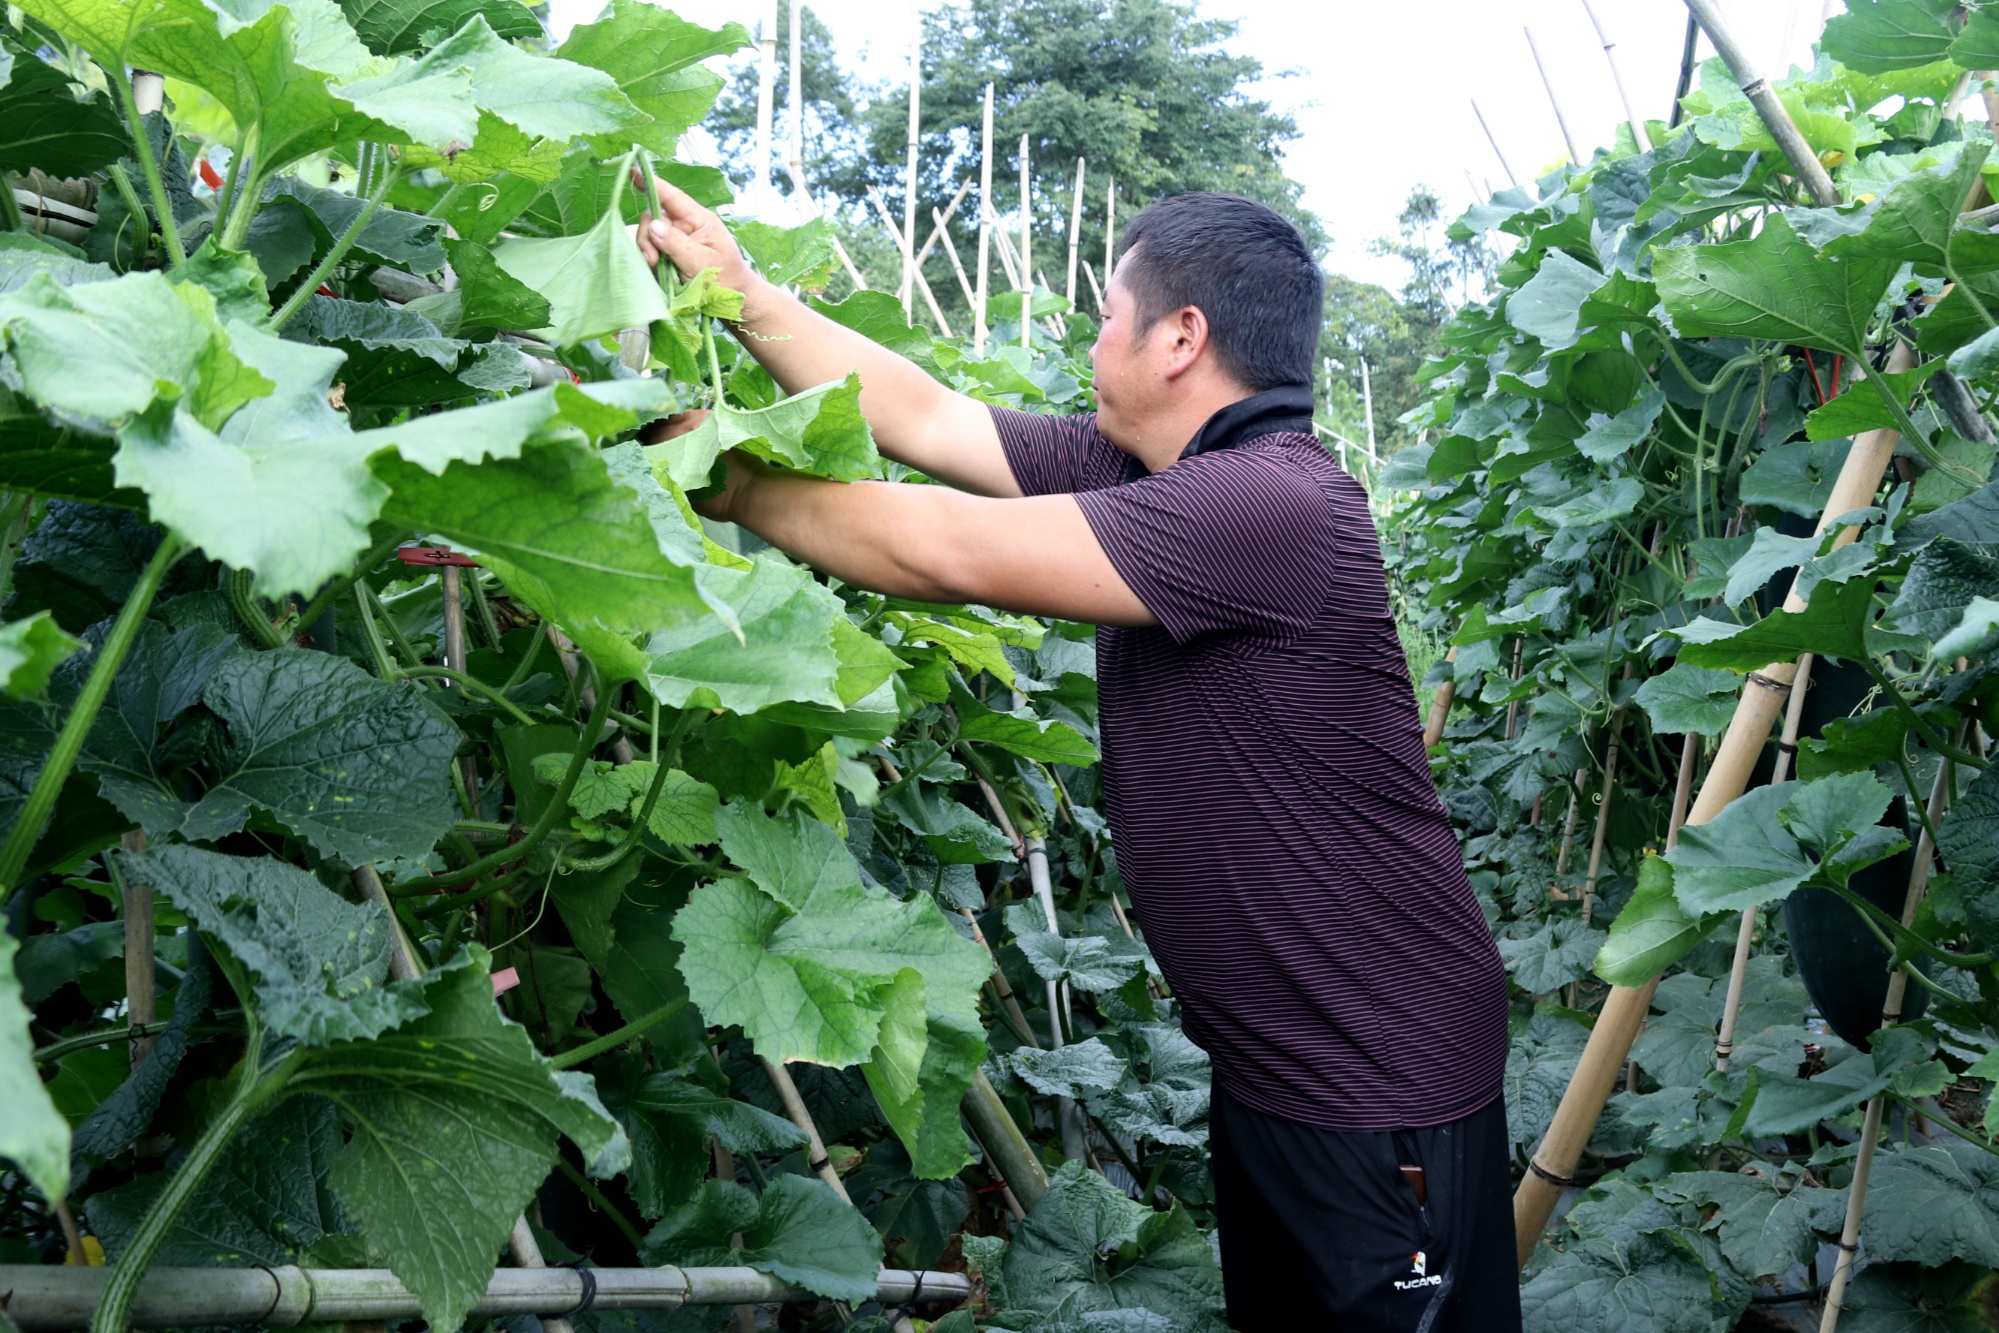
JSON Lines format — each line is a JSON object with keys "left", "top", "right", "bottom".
{"left": 547, "top": 0, "right": 1844, "bottom": 289}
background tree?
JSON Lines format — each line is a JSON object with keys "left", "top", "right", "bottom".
{"left": 708, "top": 4, "right": 874, "bottom": 193}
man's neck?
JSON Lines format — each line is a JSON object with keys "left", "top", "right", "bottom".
{"left": 1119, "top": 385, "right": 1255, "bottom": 473}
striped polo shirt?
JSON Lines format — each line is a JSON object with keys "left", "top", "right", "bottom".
{"left": 993, "top": 405, "right": 1508, "bottom": 1132}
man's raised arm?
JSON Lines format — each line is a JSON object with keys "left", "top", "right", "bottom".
{"left": 636, "top": 175, "right": 1018, "bottom": 498}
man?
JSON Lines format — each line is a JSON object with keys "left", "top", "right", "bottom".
{"left": 636, "top": 182, "right": 1516, "bottom": 1331}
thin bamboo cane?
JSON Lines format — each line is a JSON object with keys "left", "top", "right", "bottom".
{"left": 780, "top": 159, "right": 869, "bottom": 291}
{"left": 935, "top": 206, "right": 977, "bottom": 307}
{"left": 786, "top": 0, "right": 802, "bottom": 187}
{"left": 1683, "top": 0, "right": 1839, "bottom": 207}
{"left": 866, "top": 187, "right": 953, "bottom": 334}
{"left": 900, "top": 2, "right": 921, "bottom": 317}
{"left": 1037, "top": 268, "right": 1066, "bottom": 338}
{"left": 1554, "top": 767, "right": 1586, "bottom": 880}
{"left": 1524, "top": 28, "right": 1582, "bottom": 164}
{"left": 975, "top": 82, "right": 994, "bottom": 357}
{"left": 959, "top": 906, "right": 1039, "bottom": 1048}
{"left": 0, "top": 1265, "right": 971, "bottom": 1325}
{"left": 1083, "top": 260, "right": 1104, "bottom": 313}
{"left": 984, "top": 201, "right": 1026, "bottom": 291}
{"left": 964, "top": 1070, "right": 1051, "bottom": 1209}
{"left": 962, "top": 1124, "right": 1028, "bottom": 1220}
{"left": 1503, "top": 639, "right": 1525, "bottom": 741}
{"left": 914, "top": 178, "right": 972, "bottom": 268}
{"left": 1512, "top": 347, "right": 1917, "bottom": 1264}
{"left": 761, "top": 1058, "right": 851, "bottom": 1201}
{"left": 1422, "top": 645, "right": 1458, "bottom": 748}
{"left": 119, "top": 830, "right": 154, "bottom": 1068}
{"left": 1670, "top": 13, "right": 1700, "bottom": 128}
{"left": 1579, "top": 683, "right": 1631, "bottom": 927}
{"left": 1065, "top": 158, "right": 1085, "bottom": 307}
{"left": 130, "top": 72, "right": 163, "bottom": 115}
{"left": 1579, "top": 0, "right": 1652, "bottom": 150}
{"left": 1103, "top": 179, "right": 1116, "bottom": 282}
{"left": 1019, "top": 135, "right": 1032, "bottom": 349}
{"left": 1665, "top": 732, "right": 1700, "bottom": 851}
{"left": 1470, "top": 99, "right": 1522, "bottom": 190}
{"left": 440, "top": 565, "right": 480, "bottom": 807}
{"left": 753, "top": 0, "right": 777, "bottom": 197}
{"left": 1819, "top": 754, "right": 1954, "bottom": 1332}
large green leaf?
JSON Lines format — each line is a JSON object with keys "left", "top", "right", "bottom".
{"left": 641, "top": 1175, "right": 882, "bottom": 1303}
{"left": 595, "top": 1054, "right": 805, "bottom": 1218}
{"left": 82, "top": 632, "right": 460, "bottom": 864}
{"left": 0, "top": 929, "right": 70, "bottom": 1205}
{"left": 1666, "top": 784, "right": 1815, "bottom": 914}
{"left": 410, "top": 15, "right": 643, "bottom": 143}
{"left": 265, "top": 174, "right": 446, "bottom": 271}
{"left": 1505, "top": 249, "right": 1605, "bottom": 352}
{"left": 403, "top": 236, "right": 551, "bottom": 334}
{"left": 1879, "top": 538, "right": 1999, "bottom": 645}
{"left": 651, "top": 374, "right": 881, "bottom": 487}
{"left": 491, "top": 170, "right": 670, "bottom": 345}
{"left": 1674, "top": 576, "right": 1875, "bottom": 669}
{"left": 1519, "top": 1184, "right": 1729, "bottom": 1333}
{"left": 1001, "top": 1162, "right": 1228, "bottom": 1332}
{"left": 1656, "top": 1172, "right": 1846, "bottom": 1279}
{"left": 642, "top": 558, "right": 844, "bottom": 713}
{"left": 0, "top": 39, "right": 128, "bottom": 176}
{"left": 1631, "top": 662, "right": 1742, "bottom": 737}
{"left": 1821, "top": 0, "right": 1958, "bottom": 72}
{"left": 673, "top": 805, "right": 988, "bottom": 1174}
{"left": 289, "top": 947, "right": 626, "bottom": 1332}
{"left": 133, "top": 845, "right": 429, "bottom": 1045}
{"left": 555, "top": 0, "right": 748, "bottom": 156}
{"left": 339, "top": 0, "right": 540, "bottom": 54}
{"left": 1596, "top": 859, "right": 1726, "bottom": 986}
{"left": 1655, "top": 212, "right": 1897, "bottom": 355}
{"left": 1942, "top": 764, "right": 1999, "bottom": 954}
{"left": 1823, "top": 143, "right": 1999, "bottom": 278}
{"left": 292, "top": 297, "right": 528, "bottom": 407}
{"left": 1860, "top": 1143, "right": 1999, "bottom": 1267}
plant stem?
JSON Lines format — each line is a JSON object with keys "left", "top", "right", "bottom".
{"left": 551, "top": 998, "right": 691, "bottom": 1069}
{"left": 215, "top": 122, "right": 262, "bottom": 251}
{"left": 0, "top": 539, "right": 183, "bottom": 904}
{"left": 224, "top": 567, "right": 288, "bottom": 649}
{"left": 106, "top": 163, "right": 151, "bottom": 267}
{"left": 352, "top": 582, "right": 399, "bottom": 679}
{"left": 359, "top": 582, "right": 425, "bottom": 670}
{"left": 396, "top": 680, "right": 615, "bottom": 896}
{"left": 554, "top": 1157, "right": 646, "bottom": 1249}
{"left": 294, "top": 531, "right": 404, "bottom": 632}
{"left": 397, "top": 667, "right": 543, "bottom": 726}
{"left": 110, "top": 65, "right": 185, "bottom": 266}
{"left": 0, "top": 173, "right": 21, "bottom": 233}
{"left": 467, "top": 572, "right": 504, "bottom": 650}
{"left": 270, "top": 162, "right": 405, "bottom": 330}
{"left": 88, "top": 1048, "right": 301, "bottom": 1333}
{"left": 562, "top": 754, "right": 676, "bottom": 872}
{"left": 1864, "top": 662, "right": 1988, "bottom": 770}
{"left": 1821, "top": 881, "right": 1989, "bottom": 969}
{"left": 502, "top": 626, "right": 548, "bottom": 691}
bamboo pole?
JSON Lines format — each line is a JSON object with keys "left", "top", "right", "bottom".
{"left": 1104, "top": 179, "right": 1116, "bottom": 282}
{"left": 440, "top": 565, "right": 480, "bottom": 806}
{"left": 1082, "top": 259, "right": 1104, "bottom": 313}
{"left": 1683, "top": 0, "right": 1839, "bottom": 207}
{"left": 964, "top": 1070, "right": 1051, "bottom": 1210}
{"left": 1470, "top": 99, "right": 1522, "bottom": 190}
{"left": 1019, "top": 135, "right": 1032, "bottom": 349}
{"left": 900, "top": 2, "right": 921, "bottom": 317}
{"left": 1819, "top": 752, "right": 1955, "bottom": 1332}
{"left": 786, "top": 0, "right": 803, "bottom": 188}
{"left": 985, "top": 202, "right": 1025, "bottom": 290}
{"left": 1513, "top": 347, "right": 1917, "bottom": 1264}
{"left": 1065, "top": 158, "right": 1085, "bottom": 307}
{"left": 1503, "top": 640, "right": 1525, "bottom": 742}
{"left": 760, "top": 1058, "right": 852, "bottom": 1201}
{"left": 1670, "top": 13, "right": 1700, "bottom": 128}
{"left": 975, "top": 82, "right": 994, "bottom": 357}
{"left": 1664, "top": 733, "right": 1700, "bottom": 851}
{"left": 0, "top": 1265, "right": 971, "bottom": 1326}
{"left": 781, "top": 158, "right": 869, "bottom": 292}
{"left": 1524, "top": 28, "right": 1582, "bottom": 164}
{"left": 1422, "top": 646, "right": 1458, "bottom": 747}
{"left": 753, "top": 0, "right": 778, "bottom": 197}
{"left": 119, "top": 830, "right": 154, "bottom": 1068}
{"left": 935, "top": 206, "right": 977, "bottom": 308}
{"left": 865, "top": 186, "right": 953, "bottom": 335}
{"left": 1578, "top": 671, "right": 1634, "bottom": 926}
{"left": 1578, "top": 0, "right": 1651, "bottom": 151}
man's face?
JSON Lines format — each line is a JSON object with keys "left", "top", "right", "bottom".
{"left": 1089, "top": 269, "right": 1152, "bottom": 449}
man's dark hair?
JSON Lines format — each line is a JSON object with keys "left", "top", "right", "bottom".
{"left": 1115, "top": 192, "right": 1324, "bottom": 390}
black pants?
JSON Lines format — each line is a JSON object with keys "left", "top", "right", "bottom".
{"left": 1210, "top": 1087, "right": 1521, "bottom": 1332}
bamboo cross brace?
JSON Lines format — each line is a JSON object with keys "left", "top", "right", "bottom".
{"left": 1664, "top": 733, "right": 1700, "bottom": 851}
{"left": 1579, "top": 0, "right": 1652, "bottom": 151}
{"left": 1037, "top": 268, "right": 1067, "bottom": 338}
{"left": 1820, "top": 747, "right": 1957, "bottom": 1332}
{"left": 1470, "top": 99, "right": 1522, "bottom": 190}
{"left": 780, "top": 159, "right": 869, "bottom": 292}
{"left": 866, "top": 186, "right": 954, "bottom": 336}
{"left": 934, "top": 206, "right": 978, "bottom": 309}
{"left": 1082, "top": 260, "right": 1105, "bottom": 314}
{"left": 1524, "top": 27, "right": 1582, "bottom": 164}
{"left": 1512, "top": 342, "right": 1917, "bottom": 1264}
{"left": 1578, "top": 683, "right": 1631, "bottom": 927}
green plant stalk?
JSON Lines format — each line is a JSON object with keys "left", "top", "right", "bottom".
{"left": 0, "top": 172, "right": 21, "bottom": 233}
{"left": 639, "top": 148, "right": 682, "bottom": 303}
{"left": 396, "top": 681, "right": 615, "bottom": 896}
{"left": 397, "top": 667, "right": 542, "bottom": 726}
{"left": 563, "top": 754, "right": 677, "bottom": 872}
{"left": 270, "top": 162, "right": 406, "bottom": 329}
{"left": 551, "top": 998, "right": 691, "bottom": 1070}
{"left": 1821, "top": 880, "right": 1989, "bottom": 969}
{"left": 106, "top": 163, "right": 151, "bottom": 267}
{"left": 359, "top": 582, "right": 425, "bottom": 670}
{"left": 214, "top": 122, "right": 262, "bottom": 251}
{"left": 1863, "top": 661, "right": 1988, "bottom": 770}
{"left": 0, "top": 492, "right": 32, "bottom": 607}
{"left": 110, "top": 65, "right": 185, "bottom": 267}
{"left": 352, "top": 583, "right": 398, "bottom": 680}
{"left": 466, "top": 572, "right": 504, "bottom": 650}
{"left": 224, "top": 567, "right": 288, "bottom": 649}
{"left": 554, "top": 1157, "right": 645, "bottom": 1249}
{"left": 1854, "top": 354, "right": 1982, "bottom": 482}
{"left": 88, "top": 1047, "right": 302, "bottom": 1333}
{"left": 1893, "top": 752, "right": 1947, "bottom": 852}
{"left": 502, "top": 625, "right": 547, "bottom": 691}
{"left": 294, "top": 531, "right": 405, "bottom": 631}
{"left": 1889, "top": 1091, "right": 1999, "bottom": 1158}
{"left": 410, "top": 857, "right": 530, "bottom": 918}
{"left": 0, "top": 538, "right": 183, "bottom": 903}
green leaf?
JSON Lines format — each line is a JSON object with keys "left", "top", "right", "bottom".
{"left": 1499, "top": 917, "right": 1608, "bottom": 993}
{"left": 1880, "top": 538, "right": 1999, "bottom": 645}
{"left": 1505, "top": 249, "right": 1604, "bottom": 352}
{"left": 596, "top": 1054, "right": 805, "bottom": 1218}
{"left": 0, "top": 612, "right": 81, "bottom": 701}
{"left": 1667, "top": 784, "right": 1815, "bottom": 913}
{"left": 1932, "top": 594, "right": 1999, "bottom": 662}
{"left": 1823, "top": 143, "right": 1999, "bottom": 278}
{"left": 653, "top": 374, "right": 881, "bottom": 489}
{"left": 1804, "top": 363, "right": 1946, "bottom": 440}
{"left": 1858, "top": 1143, "right": 1999, "bottom": 1267}
{"left": 403, "top": 236, "right": 551, "bottom": 334}
{"left": 1821, "top": 0, "right": 1958, "bottom": 72}
{"left": 554, "top": 0, "right": 748, "bottom": 156}
{"left": 736, "top": 218, "right": 839, "bottom": 291}
{"left": 641, "top": 1175, "right": 882, "bottom": 1303}
{"left": 1574, "top": 391, "right": 1664, "bottom": 464}
{"left": 1674, "top": 575, "right": 1875, "bottom": 670}
{"left": 1519, "top": 1187, "right": 1729, "bottom": 1333}
{"left": 1016, "top": 930, "right": 1146, "bottom": 993}
{"left": 1533, "top": 476, "right": 1646, "bottom": 529}
{"left": 1741, "top": 1056, "right": 1895, "bottom": 1136}
{"left": 264, "top": 174, "right": 446, "bottom": 272}
{"left": 135, "top": 846, "right": 429, "bottom": 1044}
{"left": 290, "top": 947, "right": 626, "bottom": 1332}
{"left": 0, "top": 38, "right": 128, "bottom": 176}
{"left": 1008, "top": 1039, "right": 1128, "bottom": 1099}
{"left": 955, "top": 705, "right": 1100, "bottom": 765}
{"left": 878, "top": 781, "right": 1016, "bottom": 865}
{"left": 1001, "top": 1162, "right": 1228, "bottom": 1332}
{"left": 413, "top": 15, "right": 644, "bottom": 143}
{"left": 339, "top": 0, "right": 541, "bottom": 55}
{"left": 1655, "top": 212, "right": 1897, "bottom": 355}
{"left": 1596, "top": 857, "right": 1727, "bottom": 987}
{"left": 291, "top": 297, "right": 526, "bottom": 407}
{"left": 1780, "top": 771, "right": 1896, "bottom": 860}
{"left": 642, "top": 558, "right": 844, "bottom": 713}
{"left": 1656, "top": 1172, "right": 1846, "bottom": 1279}
{"left": 1941, "top": 764, "right": 1999, "bottom": 955}
{"left": 0, "top": 929, "right": 70, "bottom": 1204}
{"left": 87, "top": 640, "right": 461, "bottom": 865}
{"left": 1631, "top": 662, "right": 1741, "bottom": 737}
{"left": 1740, "top": 439, "right": 1852, "bottom": 519}
{"left": 491, "top": 166, "right": 670, "bottom": 346}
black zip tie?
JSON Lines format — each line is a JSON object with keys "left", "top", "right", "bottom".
{"left": 1775, "top": 740, "right": 1799, "bottom": 755}
{"left": 1747, "top": 671, "right": 1792, "bottom": 695}
{"left": 557, "top": 1263, "right": 599, "bottom": 1317}
{"left": 808, "top": 1155, "right": 832, "bottom": 1173}
{"left": 1528, "top": 1158, "right": 1579, "bottom": 1189}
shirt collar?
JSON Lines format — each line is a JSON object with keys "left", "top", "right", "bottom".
{"left": 1178, "top": 383, "right": 1318, "bottom": 460}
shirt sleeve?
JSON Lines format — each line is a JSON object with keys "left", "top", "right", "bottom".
{"left": 1074, "top": 448, "right": 1341, "bottom": 644}
{"left": 989, "top": 405, "right": 1129, "bottom": 497}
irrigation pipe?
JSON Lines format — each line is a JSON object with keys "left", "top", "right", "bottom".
{"left": 1683, "top": 0, "right": 1839, "bottom": 207}
{"left": 0, "top": 1265, "right": 970, "bottom": 1329}
{"left": 1513, "top": 343, "right": 1918, "bottom": 1264}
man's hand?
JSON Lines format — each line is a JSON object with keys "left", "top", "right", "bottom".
{"left": 690, "top": 450, "right": 767, "bottom": 525}
{"left": 631, "top": 173, "right": 770, "bottom": 321}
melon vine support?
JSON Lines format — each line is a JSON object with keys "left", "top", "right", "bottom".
{"left": 761, "top": 1058, "right": 852, "bottom": 1201}
{"left": 963, "top": 1071, "right": 1051, "bottom": 1210}
{"left": 1065, "top": 157, "right": 1086, "bottom": 308}
{"left": 975, "top": 81, "right": 994, "bottom": 356}
{"left": 900, "top": 3, "right": 921, "bottom": 318}
{"left": 1524, "top": 27, "right": 1582, "bottom": 165}
{"left": 1682, "top": 0, "right": 1839, "bottom": 207}
{"left": 1018, "top": 135, "right": 1032, "bottom": 349}
{"left": 787, "top": 0, "right": 803, "bottom": 188}
{"left": 1579, "top": 0, "right": 1652, "bottom": 150}
{"left": 1470, "top": 99, "right": 1521, "bottom": 191}
{"left": 1422, "top": 646, "right": 1458, "bottom": 748}
{"left": 754, "top": 0, "right": 777, "bottom": 197}
{"left": 1104, "top": 178, "right": 1116, "bottom": 283}
{"left": 1669, "top": 13, "right": 1700, "bottom": 127}
{"left": 1579, "top": 664, "right": 1636, "bottom": 926}
{"left": 117, "top": 831, "right": 154, "bottom": 1069}
{"left": 1513, "top": 356, "right": 1915, "bottom": 1263}
{"left": 866, "top": 186, "right": 952, "bottom": 335}
{"left": 935, "top": 205, "right": 977, "bottom": 311}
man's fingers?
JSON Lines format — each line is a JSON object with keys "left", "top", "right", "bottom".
{"left": 628, "top": 168, "right": 711, "bottom": 229}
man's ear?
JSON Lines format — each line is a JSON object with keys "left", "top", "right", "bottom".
{"left": 1161, "top": 305, "right": 1209, "bottom": 381}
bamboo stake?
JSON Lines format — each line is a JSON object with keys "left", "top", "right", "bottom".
{"left": 1819, "top": 752, "right": 1955, "bottom": 1332}
{"left": 1019, "top": 135, "right": 1032, "bottom": 349}
{"left": 1578, "top": 670, "right": 1634, "bottom": 926}
{"left": 1524, "top": 28, "right": 1582, "bottom": 164}
{"left": 1503, "top": 639, "right": 1525, "bottom": 742}
{"left": 119, "top": 830, "right": 154, "bottom": 1068}
{"left": 761, "top": 1058, "right": 851, "bottom": 1201}
{"left": 1683, "top": 0, "right": 1839, "bottom": 207}
{"left": 963, "top": 1124, "right": 1028, "bottom": 1221}
{"left": 781, "top": 159, "right": 870, "bottom": 292}
{"left": 1665, "top": 733, "right": 1700, "bottom": 851}
{"left": 984, "top": 202, "right": 1025, "bottom": 291}
{"left": 1082, "top": 259, "right": 1104, "bottom": 313}
{"left": 1104, "top": 179, "right": 1116, "bottom": 282}
{"left": 1065, "top": 158, "right": 1085, "bottom": 307}
{"left": 1422, "top": 646, "right": 1458, "bottom": 747}
{"left": 1470, "top": 99, "right": 1522, "bottom": 190}
{"left": 440, "top": 565, "right": 479, "bottom": 806}
{"left": 866, "top": 187, "right": 953, "bottom": 335}
{"left": 786, "top": 0, "right": 803, "bottom": 188}
{"left": 963, "top": 1070, "right": 1051, "bottom": 1210}
{"left": 1670, "top": 13, "right": 1700, "bottom": 128}
{"left": 935, "top": 206, "right": 977, "bottom": 308}
{"left": 754, "top": 0, "right": 778, "bottom": 197}
{"left": 1513, "top": 345, "right": 1917, "bottom": 1264}
{"left": 958, "top": 907, "right": 1038, "bottom": 1049}
{"left": 900, "top": 2, "right": 921, "bottom": 317}
{"left": 1578, "top": 0, "right": 1651, "bottom": 151}
{"left": 975, "top": 82, "right": 994, "bottom": 357}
